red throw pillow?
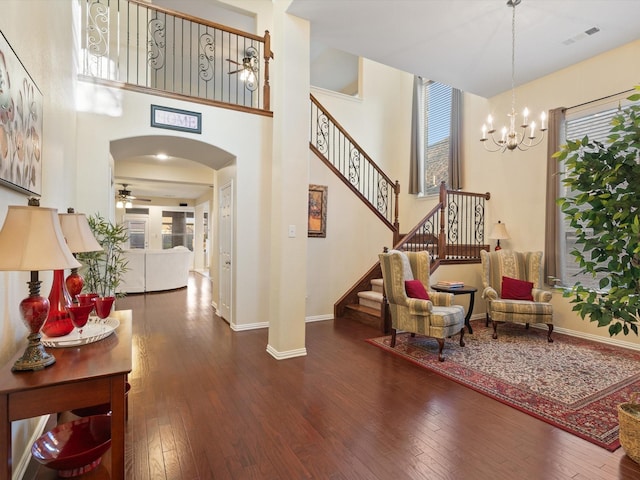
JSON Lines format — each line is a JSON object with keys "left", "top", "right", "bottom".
{"left": 405, "top": 280, "right": 430, "bottom": 300}
{"left": 501, "top": 276, "right": 534, "bottom": 301}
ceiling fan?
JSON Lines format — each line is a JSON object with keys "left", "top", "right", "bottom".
{"left": 227, "top": 47, "right": 259, "bottom": 89}
{"left": 117, "top": 184, "right": 151, "bottom": 207}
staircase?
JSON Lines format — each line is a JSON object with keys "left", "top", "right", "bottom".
{"left": 344, "top": 278, "right": 384, "bottom": 328}
{"left": 336, "top": 183, "right": 491, "bottom": 332}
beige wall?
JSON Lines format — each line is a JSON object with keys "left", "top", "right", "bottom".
{"left": 307, "top": 37, "right": 640, "bottom": 348}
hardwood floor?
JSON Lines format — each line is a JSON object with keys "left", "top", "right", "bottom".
{"left": 31, "top": 273, "right": 640, "bottom": 479}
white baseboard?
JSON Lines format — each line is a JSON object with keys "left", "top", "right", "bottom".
{"left": 266, "top": 344, "right": 308, "bottom": 360}
{"left": 306, "top": 314, "right": 333, "bottom": 323}
{"left": 530, "top": 322, "right": 640, "bottom": 351}
{"left": 13, "top": 415, "right": 50, "bottom": 480}
{"left": 230, "top": 321, "right": 269, "bottom": 331}
{"left": 227, "top": 314, "right": 333, "bottom": 331}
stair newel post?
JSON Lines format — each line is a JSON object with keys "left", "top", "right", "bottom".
{"left": 393, "top": 180, "right": 400, "bottom": 246}
{"left": 262, "top": 30, "right": 274, "bottom": 111}
{"left": 438, "top": 181, "right": 447, "bottom": 260}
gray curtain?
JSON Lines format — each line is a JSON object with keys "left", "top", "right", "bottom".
{"left": 408, "top": 76, "right": 424, "bottom": 194}
{"left": 544, "top": 107, "right": 566, "bottom": 285}
{"left": 449, "top": 88, "right": 463, "bottom": 190}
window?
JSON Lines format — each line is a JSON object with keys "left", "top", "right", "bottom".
{"left": 558, "top": 94, "right": 638, "bottom": 288}
{"left": 419, "top": 80, "right": 453, "bottom": 196}
{"left": 162, "top": 211, "right": 195, "bottom": 250}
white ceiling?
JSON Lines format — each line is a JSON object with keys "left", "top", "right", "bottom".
{"left": 287, "top": 0, "right": 640, "bottom": 98}
{"left": 111, "top": 135, "right": 233, "bottom": 203}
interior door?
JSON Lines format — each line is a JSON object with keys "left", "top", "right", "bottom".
{"left": 123, "top": 215, "right": 149, "bottom": 249}
{"left": 219, "top": 181, "right": 233, "bottom": 322}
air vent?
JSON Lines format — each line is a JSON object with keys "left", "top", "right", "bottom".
{"left": 562, "top": 26, "right": 600, "bottom": 46}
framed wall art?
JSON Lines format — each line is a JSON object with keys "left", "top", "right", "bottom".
{"left": 151, "top": 105, "right": 202, "bottom": 134}
{"left": 308, "top": 184, "right": 327, "bottom": 238}
{"left": 0, "top": 30, "right": 43, "bottom": 196}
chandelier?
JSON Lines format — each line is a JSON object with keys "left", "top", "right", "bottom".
{"left": 480, "top": 0, "right": 547, "bottom": 152}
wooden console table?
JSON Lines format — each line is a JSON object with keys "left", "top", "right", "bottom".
{"left": 0, "top": 310, "right": 132, "bottom": 480}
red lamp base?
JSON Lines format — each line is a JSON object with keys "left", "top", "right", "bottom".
{"left": 13, "top": 277, "right": 56, "bottom": 372}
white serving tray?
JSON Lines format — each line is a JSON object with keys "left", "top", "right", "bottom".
{"left": 41, "top": 317, "right": 120, "bottom": 348}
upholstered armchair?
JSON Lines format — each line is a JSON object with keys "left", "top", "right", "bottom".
{"left": 379, "top": 250, "right": 465, "bottom": 361}
{"left": 480, "top": 250, "right": 553, "bottom": 342}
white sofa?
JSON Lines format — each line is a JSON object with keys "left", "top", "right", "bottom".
{"left": 118, "top": 247, "right": 194, "bottom": 293}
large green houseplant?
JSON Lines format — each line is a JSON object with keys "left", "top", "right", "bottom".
{"left": 76, "top": 213, "right": 129, "bottom": 298}
{"left": 555, "top": 86, "right": 640, "bottom": 336}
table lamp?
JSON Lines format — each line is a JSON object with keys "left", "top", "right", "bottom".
{"left": 0, "top": 201, "right": 81, "bottom": 371}
{"left": 58, "top": 209, "right": 102, "bottom": 302}
{"left": 489, "top": 220, "right": 510, "bottom": 251}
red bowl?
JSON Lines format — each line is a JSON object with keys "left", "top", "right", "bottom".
{"left": 71, "top": 382, "right": 131, "bottom": 417}
{"left": 31, "top": 415, "right": 111, "bottom": 478}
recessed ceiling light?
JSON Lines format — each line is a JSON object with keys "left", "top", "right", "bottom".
{"left": 156, "top": 153, "right": 169, "bottom": 160}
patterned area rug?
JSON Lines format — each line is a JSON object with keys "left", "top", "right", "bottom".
{"left": 366, "top": 322, "right": 640, "bottom": 450}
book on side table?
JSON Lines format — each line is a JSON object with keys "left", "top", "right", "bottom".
{"left": 434, "top": 281, "right": 464, "bottom": 288}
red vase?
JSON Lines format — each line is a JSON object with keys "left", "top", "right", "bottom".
{"left": 65, "top": 269, "right": 84, "bottom": 303}
{"left": 42, "top": 270, "right": 74, "bottom": 337}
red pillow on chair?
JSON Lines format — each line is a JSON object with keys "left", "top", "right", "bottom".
{"left": 501, "top": 276, "right": 534, "bottom": 301}
{"left": 405, "top": 280, "right": 430, "bottom": 300}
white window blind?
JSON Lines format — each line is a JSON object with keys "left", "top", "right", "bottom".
{"left": 559, "top": 95, "right": 638, "bottom": 288}
{"left": 421, "top": 81, "right": 452, "bottom": 196}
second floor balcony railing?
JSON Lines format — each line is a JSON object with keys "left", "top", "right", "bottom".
{"left": 80, "top": 0, "right": 273, "bottom": 114}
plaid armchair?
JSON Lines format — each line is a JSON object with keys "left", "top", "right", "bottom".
{"left": 480, "top": 250, "right": 553, "bottom": 342}
{"left": 379, "top": 250, "right": 465, "bottom": 361}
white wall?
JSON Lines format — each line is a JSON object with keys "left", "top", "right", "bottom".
{"left": 75, "top": 88, "right": 273, "bottom": 332}
{"left": 0, "top": 0, "right": 79, "bottom": 474}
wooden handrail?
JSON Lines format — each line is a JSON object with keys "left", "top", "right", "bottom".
{"left": 81, "top": 0, "right": 273, "bottom": 113}
{"left": 310, "top": 95, "right": 396, "bottom": 189}
{"left": 309, "top": 94, "right": 400, "bottom": 234}
{"left": 393, "top": 182, "right": 491, "bottom": 270}
{"left": 335, "top": 182, "right": 491, "bottom": 322}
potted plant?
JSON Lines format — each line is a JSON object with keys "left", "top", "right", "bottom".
{"left": 555, "top": 85, "right": 640, "bottom": 337}
{"left": 76, "top": 214, "right": 129, "bottom": 314}
{"left": 556, "top": 86, "right": 640, "bottom": 463}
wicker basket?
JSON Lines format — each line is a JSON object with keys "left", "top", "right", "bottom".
{"left": 619, "top": 393, "right": 640, "bottom": 464}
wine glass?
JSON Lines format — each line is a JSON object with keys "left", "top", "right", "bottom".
{"left": 94, "top": 296, "right": 115, "bottom": 320}
{"left": 66, "top": 304, "right": 94, "bottom": 338}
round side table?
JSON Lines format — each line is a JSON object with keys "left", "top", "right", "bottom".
{"left": 430, "top": 284, "right": 477, "bottom": 334}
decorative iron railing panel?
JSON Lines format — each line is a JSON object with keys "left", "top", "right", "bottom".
{"left": 397, "top": 183, "right": 490, "bottom": 261}
{"left": 81, "top": 0, "right": 272, "bottom": 112}
{"left": 310, "top": 95, "right": 398, "bottom": 230}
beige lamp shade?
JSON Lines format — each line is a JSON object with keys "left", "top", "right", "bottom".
{"left": 489, "top": 221, "right": 510, "bottom": 240}
{"left": 59, "top": 212, "right": 102, "bottom": 253}
{"left": 0, "top": 206, "right": 81, "bottom": 271}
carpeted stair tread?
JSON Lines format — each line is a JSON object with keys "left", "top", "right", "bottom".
{"left": 357, "top": 290, "right": 383, "bottom": 301}
{"left": 357, "top": 290, "right": 383, "bottom": 310}
{"left": 371, "top": 278, "right": 384, "bottom": 294}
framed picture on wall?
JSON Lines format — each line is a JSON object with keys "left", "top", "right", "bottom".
{"left": 308, "top": 184, "right": 327, "bottom": 238}
{"left": 0, "top": 30, "right": 43, "bottom": 196}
